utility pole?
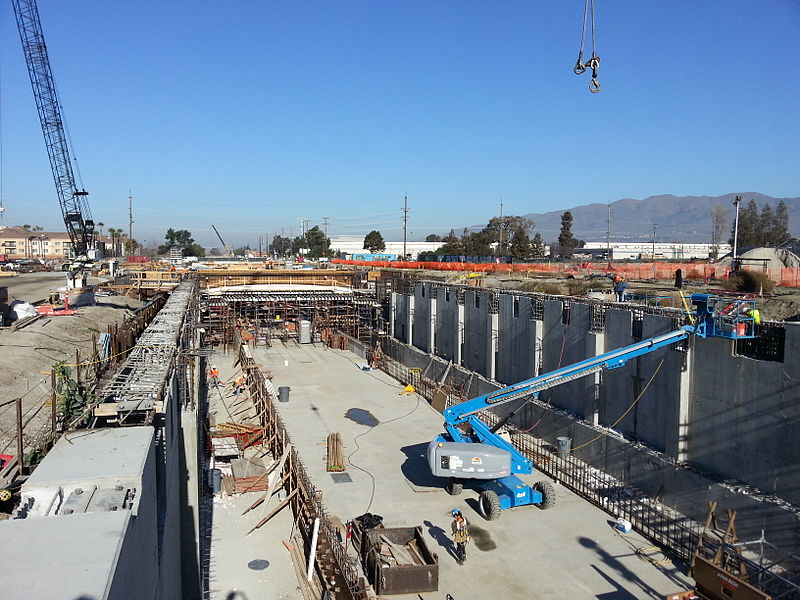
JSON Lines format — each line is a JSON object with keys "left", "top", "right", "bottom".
{"left": 298, "top": 218, "right": 309, "bottom": 256}
{"left": 402, "top": 195, "right": 409, "bottom": 260}
{"left": 606, "top": 202, "right": 611, "bottom": 261}
{"left": 128, "top": 190, "right": 133, "bottom": 256}
{"left": 498, "top": 198, "right": 504, "bottom": 256}
{"left": 652, "top": 223, "right": 658, "bottom": 260}
{"left": 322, "top": 217, "right": 330, "bottom": 257}
{"left": 732, "top": 195, "right": 742, "bottom": 268}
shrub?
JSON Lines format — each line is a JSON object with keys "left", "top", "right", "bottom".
{"left": 722, "top": 270, "right": 774, "bottom": 293}
{"left": 566, "top": 280, "right": 593, "bottom": 296}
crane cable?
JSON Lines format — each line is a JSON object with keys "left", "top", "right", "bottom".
{"left": 574, "top": 0, "right": 601, "bottom": 93}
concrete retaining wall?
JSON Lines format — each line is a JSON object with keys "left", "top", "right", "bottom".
{"left": 390, "top": 290, "right": 800, "bottom": 529}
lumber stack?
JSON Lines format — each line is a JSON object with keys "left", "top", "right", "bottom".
{"left": 326, "top": 432, "right": 346, "bottom": 472}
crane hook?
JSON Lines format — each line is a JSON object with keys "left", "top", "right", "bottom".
{"left": 573, "top": 51, "right": 587, "bottom": 75}
{"left": 587, "top": 55, "right": 600, "bottom": 93}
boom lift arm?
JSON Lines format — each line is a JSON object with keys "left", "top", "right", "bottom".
{"left": 12, "top": 0, "right": 95, "bottom": 278}
{"left": 428, "top": 294, "right": 758, "bottom": 520}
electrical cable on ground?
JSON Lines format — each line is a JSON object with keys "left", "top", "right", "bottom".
{"left": 347, "top": 387, "right": 422, "bottom": 515}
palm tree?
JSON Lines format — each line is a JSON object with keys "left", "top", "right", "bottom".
{"left": 107, "top": 228, "right": 119, "bottom": 256}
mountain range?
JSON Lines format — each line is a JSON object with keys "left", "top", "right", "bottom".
{"left": 510, "top": 193, "right": 800, "bottom": 244}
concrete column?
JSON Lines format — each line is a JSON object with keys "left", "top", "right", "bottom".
{"left": 430, "top": 296, "right": 437, "bottom": 354}
{"left": 588, "top": 331, "right": 604, "bottom": 425}
{"left": 534, "top": 319, "right": 543, "bottom": 376}
{"left": 390, "top": 292, "right": 397, "bottom": 338}
{"left": 490, "top": 313, "right": 499, "bottom": 381}
{"left": 408, "top": 293, "right": 415, "bottom": 348}
{"left": 674, "top": 343, "right": 692, "bottom": 462}
{"left": 456, "top": 303, "right": 465, "bottom": 366}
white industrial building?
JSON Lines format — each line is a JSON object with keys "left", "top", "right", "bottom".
{"left": 328, "top": 236, "right": 441, "bottom": 260}
{"left": 581, "top": 242, "right": 731, "bottom": 260}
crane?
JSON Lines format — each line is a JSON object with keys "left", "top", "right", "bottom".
{"left": 428, "top": 294, "right": 759, "bottom": 520}
{"left": 12, "top": 0, "right": 96, "bottom": 288}
{"left": 211, "top": 224, "right": 234, "bottom": 257}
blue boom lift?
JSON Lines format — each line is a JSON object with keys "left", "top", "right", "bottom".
{"left": 427, "top": 294, "right": 758, "bottom": 520}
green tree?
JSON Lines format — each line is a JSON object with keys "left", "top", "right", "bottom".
{"left": 363, "top": 230, "right": 386, "bottom": 252}
{"left": 305, "top": 225, "right": 329, "bottom": 258}
{"left": 531, "top": 232, "right": 546, "bottom": 258}
{"left": 730, "top": 199, "right": 759, "bottom": 247}
{"left": 774, "top": 200, "right": 791, "bottom": 244}
{"left": 186, "top": 243, "right": 206, "bottom": 257}
{"left": 425, "top": 233, "right": 441, "bottom": 242}
{"left": 557, "top": 211, "right": 577, "bottom": 258}
{"left": 106, "top": 227, "right": 121, "bottom": 256}
{"left": 461, "top": 228, "right": 492, "bottom": 255}
{"left": 158, "top": 228, "right": 196, "bottom": 256}
{"left": 270, "top": 235, "right": 292, "bottom": 256}
{"left": 758, "top": 204, "right": 775, "bottom": 246}
{"left": 509, "top": 225, "right": 532, "bottom": 258}
{"left": 435, "top": 229, "right": 462, "bottom": 255}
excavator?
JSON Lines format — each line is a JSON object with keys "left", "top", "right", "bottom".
{"left": 428, "top": 293, "right": 758, "bottom": 520}
{"left": 13, "top": 0, "right": 97, "bottom": 289}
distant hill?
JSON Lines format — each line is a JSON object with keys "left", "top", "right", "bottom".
{"left": 501, "top": 193, "right": 800, "bottom": 244}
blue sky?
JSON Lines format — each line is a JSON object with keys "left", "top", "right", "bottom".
{"left": 0, "top": 1, "right": 797, "bottom": 248}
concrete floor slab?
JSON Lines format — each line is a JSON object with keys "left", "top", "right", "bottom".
{"left": 205, "top": 351, "right": 304, "bottom": 600}
{"left": 251, "top": 341, "right": 693, "bottom": 600}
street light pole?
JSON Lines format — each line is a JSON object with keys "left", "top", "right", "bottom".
{"left": 732, "top": 195, "right": 742, "bottom": 268}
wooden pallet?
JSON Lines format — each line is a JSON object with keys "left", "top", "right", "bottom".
{"left": 326, "top": 432, "right": 346, "bottom": 472}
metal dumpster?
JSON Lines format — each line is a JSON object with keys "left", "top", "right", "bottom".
{"left": 363, "top": 525, "right": 438, "bottom": 595}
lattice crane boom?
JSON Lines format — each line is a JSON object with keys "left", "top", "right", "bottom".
{"left": 12, "top": 0, "right": 95, "bottom": 261}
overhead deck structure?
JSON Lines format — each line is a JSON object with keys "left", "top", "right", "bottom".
{"left": 90, "top": 279, "right": 197, "bottom": 426}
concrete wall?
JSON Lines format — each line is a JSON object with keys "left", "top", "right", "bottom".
{"left": 462, "top": 290, "right": 492, "bottom": 377}
{"left": 392, "top": 293, "right": 411, "bottom": 344}
{"left": 689, "top": 324, "right": 800, "bottom": 506}
{"left": 390, "top": 288, "right": 800, "bottom": 524}
{"left": 496, "top": 295, "right": 537, "bottom": 385}
{"left": 110, "top": 432, "right": 159, "bottom": 600}
{"left": 157, "top": 375, "right": 184, "bottom": 600}
{"left": 544, "top": 302, "right": 599, "bottom": 418}
{"left": 411, "top": 282, "right": 432, "bottom": 352}
{"left": 434, "top": 286, "right": 459, "bottom": 362}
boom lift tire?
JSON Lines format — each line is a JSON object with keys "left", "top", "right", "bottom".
{"left": 534, "top": 481, "right": 556, "bottom": 509}
{"left": 446, "top": 477, "right": 463, "bottom": 496}
{"left": 479, "top": 490, "right": 501, "bottom": 520}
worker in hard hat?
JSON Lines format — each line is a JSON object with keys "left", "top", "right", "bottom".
{"left": 607, "top": 273, "right": 629, "bottom": 302}
{"left": 233, "top": 374, "right": 247, "bottom": 398}
{"left": 208, "top": 365, "right": 221, "bottom": 389}
{"left": 451, "top": 509, "right": 470, "bottom": 565}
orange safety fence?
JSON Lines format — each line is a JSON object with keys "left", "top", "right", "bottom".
{"left": 331, "top": 259, "right": 800, "bottom": 288}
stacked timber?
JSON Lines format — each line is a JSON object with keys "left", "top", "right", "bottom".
{"left": 326, "top": 432, "right": 346, "bottom": 472}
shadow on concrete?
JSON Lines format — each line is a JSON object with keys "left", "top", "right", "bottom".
{"left": 464, "top": 496, "right": 482, "bottom": 519}
{"left": 591, "top": 564, "right": 640, "bottom": 600}
{"left": 579, "top": 537, "right": 661, "bottom": 600}
{"left": 399, "top": 443, "right": 442, "bottom": 489}
{"left": 423, "top": 519, "right": 458, "bottom": 562}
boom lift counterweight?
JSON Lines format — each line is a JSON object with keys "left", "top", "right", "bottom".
{"left": 428, "top": 294, "right": 759, "bottom": 520}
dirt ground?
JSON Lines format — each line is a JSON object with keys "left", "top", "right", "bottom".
{"left": 0, "top": 272, "right": 142, "bottom": 453}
